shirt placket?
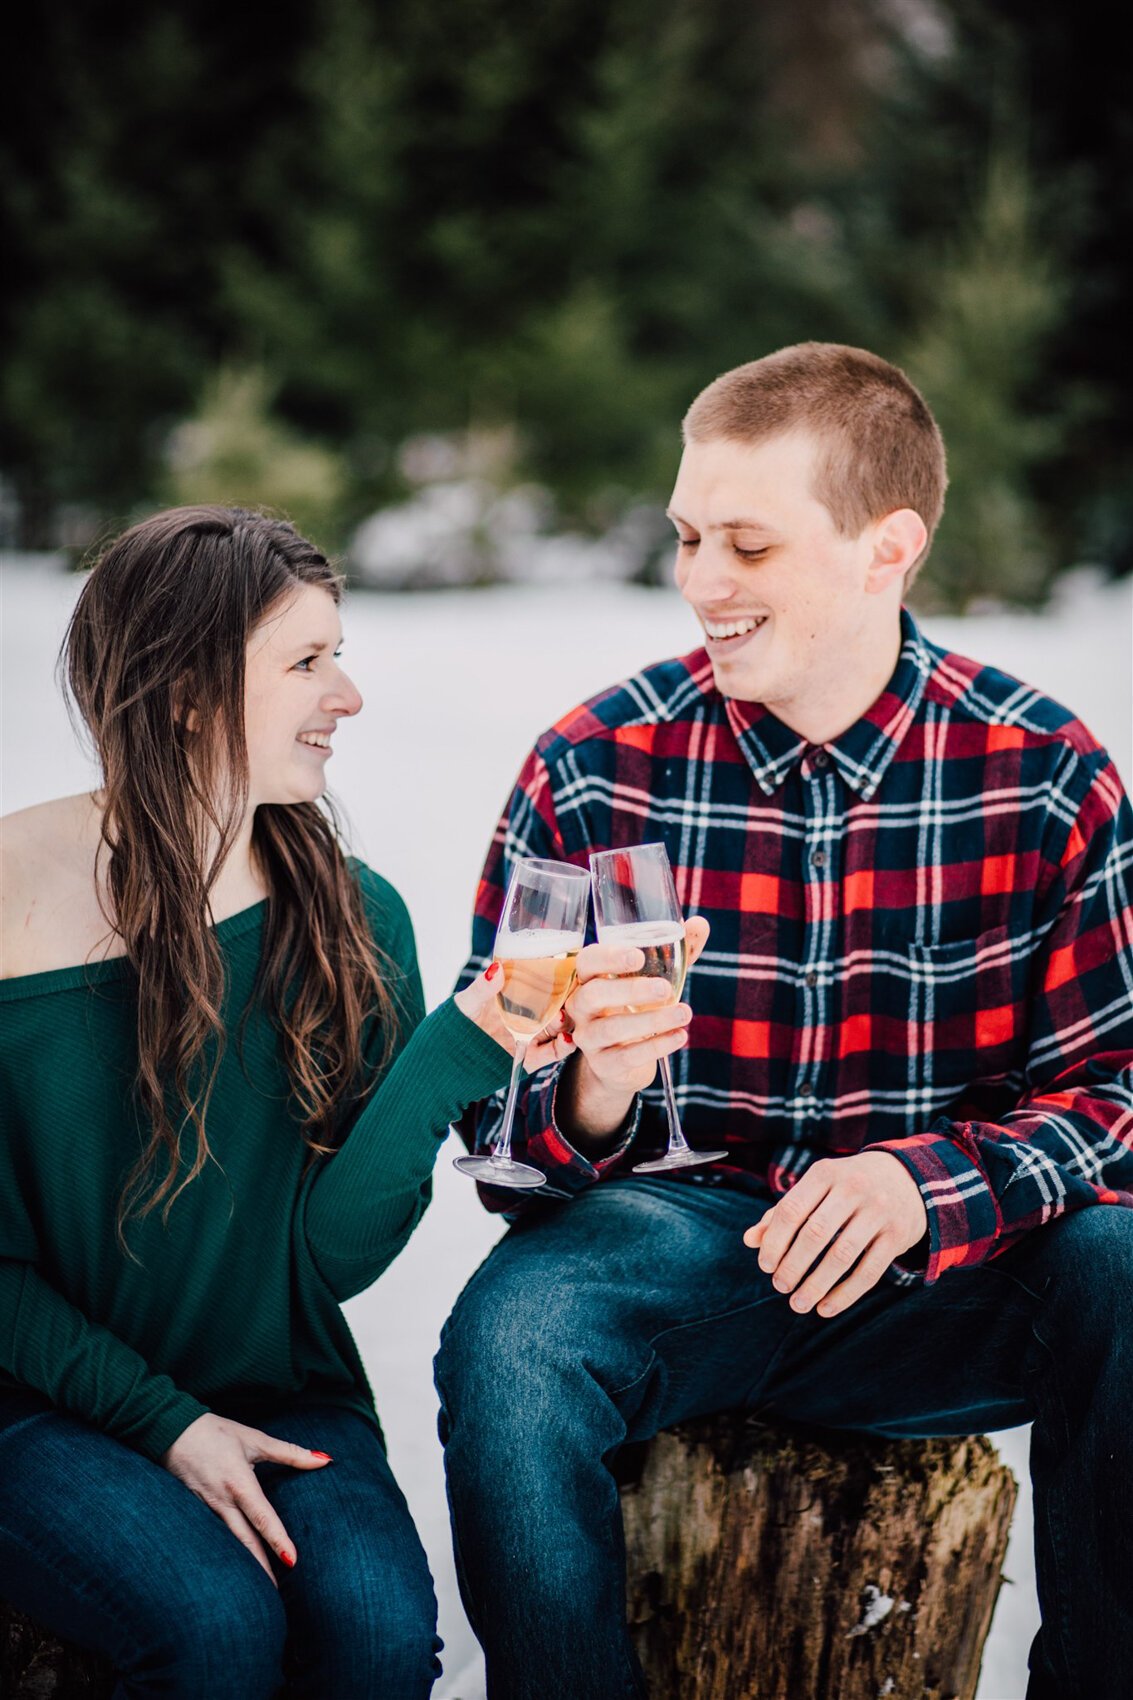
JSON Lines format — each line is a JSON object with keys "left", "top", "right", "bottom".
{"left": 794, "top": 751, "right": 841, "bottom": 1134}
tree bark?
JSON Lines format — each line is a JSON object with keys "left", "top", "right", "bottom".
{"left": 0, "top": 1605, "right": 114, "bottom": 1699}
{"left": 618, "top": 1416, "right": 1017, "bottom": 1700}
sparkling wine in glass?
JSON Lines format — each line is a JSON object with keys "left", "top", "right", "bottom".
{"left": 589, "top": 842, "right": 726, "bottom": 1174}
{"left": 453, "top": 858, "right": 591, "bottom": 1189}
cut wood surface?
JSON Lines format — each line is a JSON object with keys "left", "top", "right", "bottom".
{"left": 619, "top": 1415, "right": 1017, "bottom": 1700}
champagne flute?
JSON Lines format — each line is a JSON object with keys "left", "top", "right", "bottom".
{"left": 453, "top": 857, "right": 591, "bottom": 1189}
{"left": 589, "top": 842, "right": 726, "bottom": 1174}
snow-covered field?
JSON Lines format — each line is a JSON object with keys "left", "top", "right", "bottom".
{"left": 3, "top": 559, "right": 1131, "bottom": 1699}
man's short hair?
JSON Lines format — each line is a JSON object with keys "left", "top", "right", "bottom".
{"left": 683, "top": 343, "right": 947, "bottom": 579}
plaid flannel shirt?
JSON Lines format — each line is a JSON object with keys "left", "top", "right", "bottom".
{"left": 456, "top": 609, "right": 1133, "bottom": 1284}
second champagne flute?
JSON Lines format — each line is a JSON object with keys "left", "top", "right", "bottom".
{"left": 453, "top": 857, "right": 591, "bottom": 1189}
{"left": 589, "top": 842, "right": 726, "bottom": 1174}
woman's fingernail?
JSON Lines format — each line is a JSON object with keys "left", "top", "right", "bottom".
{"left": 310, "top": 1451, "right": 333, "bottom": 1461}
{"left": 563, "top": 1031, "right": 575, "bottom": 1045}
{"left": 280, "top": 1549, "right": 296, "bottom": 1569}
{"left": 485, "top": 962, "right": 500, "bottom": 982}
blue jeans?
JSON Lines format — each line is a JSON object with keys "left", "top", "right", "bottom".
{"left": 435, "top": 1175, "right": 1133, "bottom": 1700}
{"left": 0, "top": 1399, "right": 440, "bottom": 1698}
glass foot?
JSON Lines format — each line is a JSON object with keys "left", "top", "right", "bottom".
{"left": 632, "top": 1147, "right": 728, "bottom": 1174}
{"left": 453, "top": 1153, "right": 548, "bottom": 1189}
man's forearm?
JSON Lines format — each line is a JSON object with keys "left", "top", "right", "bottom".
{"left": 554, "top": 1052, "right": 637, "bottom": 1159}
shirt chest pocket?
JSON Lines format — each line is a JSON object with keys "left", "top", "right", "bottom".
{"left": 906, "top": 925, "right": 1019, "bottom": 1072}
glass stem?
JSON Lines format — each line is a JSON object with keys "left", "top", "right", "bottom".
{"left": 658, "top": 1055, "right": 691, "bottom": 1154}
{"left": 492, "top": 1040, "right": 528, "bottom": 1165}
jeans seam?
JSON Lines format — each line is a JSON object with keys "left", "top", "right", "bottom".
{"left": 607, "top": 1291, "right": 783, "bottom": 1403}
{"left": 1026, "top": 1313, "right": 1077, "bottom": 1695}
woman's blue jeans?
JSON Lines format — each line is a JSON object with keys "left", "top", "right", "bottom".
{"left": 0, "top": 1399, "right": 440, "bottom": 1698}
{"left": 435, "top": 1175, "right": 1133, "bottom": 1700}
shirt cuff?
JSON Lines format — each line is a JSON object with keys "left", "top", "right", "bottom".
{"left": 873, "top": 1122, "right": 1000, "bottom": 1285}
{"left": 546, "top": 1070, "right": 641, "bottom": 1178}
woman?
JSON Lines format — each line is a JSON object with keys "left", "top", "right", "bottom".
{"left": 0, "top": 506, "right": 516, "bottom": 1698}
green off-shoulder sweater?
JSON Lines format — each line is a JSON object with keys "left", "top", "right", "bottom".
{"left": 0, "top": 862, "right": 511, "bottom": 1460}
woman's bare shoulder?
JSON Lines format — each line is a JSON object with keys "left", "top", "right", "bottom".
{"left": 1, "top": 794, "right": 118, "bottom": 979}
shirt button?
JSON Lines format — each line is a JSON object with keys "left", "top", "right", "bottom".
{"left": 813, "top": 750, "right": 830, "bottom": 769}
{"left": 799, "top": 1082, "right": 815, "bottom": 1098}
{"left": 811, "top": 850, "right": 827, "bottom": 868}
{"left": 805, "top": 970, "right": 818, "bottom": 988}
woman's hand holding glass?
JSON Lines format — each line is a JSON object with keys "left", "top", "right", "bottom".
{"left": 453, "top": 858, "right": 592, "bottom": 1189}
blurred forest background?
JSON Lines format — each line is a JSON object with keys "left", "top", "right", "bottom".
{"left": 3, "top": 0, "right": 1129, "bottom": 609}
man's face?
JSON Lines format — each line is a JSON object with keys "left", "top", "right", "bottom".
{"left": 669, "top": 431, "right": 892, "bottom": 721}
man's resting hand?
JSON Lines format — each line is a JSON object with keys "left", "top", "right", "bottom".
{"left": 744, "top": 1151, "right": 928, "bottom": 1317}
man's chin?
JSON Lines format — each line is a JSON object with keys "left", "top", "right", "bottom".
{"left": 707, "top": 654, "right": 765, "bottom": 703}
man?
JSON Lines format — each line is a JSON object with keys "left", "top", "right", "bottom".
{"left": 436, "top": 343, "right": 1133, "bottom": 1700}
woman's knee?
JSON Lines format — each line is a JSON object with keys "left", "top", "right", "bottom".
{"left": 141, "top": 1565, "right": 286, "bottom": 1699}
{"left": 290, "top": 1564, "right": 440, "bottom": 1699}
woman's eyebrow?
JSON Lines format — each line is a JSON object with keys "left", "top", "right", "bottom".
{"left": 288, "top": 637, "right": 343, "bottom": 655}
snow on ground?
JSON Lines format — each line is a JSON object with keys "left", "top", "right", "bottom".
{"left": 3, "top": 559, "right": 1130, "bottom": 1699}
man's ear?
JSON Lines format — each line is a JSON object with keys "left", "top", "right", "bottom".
{"left": 865, "top": 508, "right": 927, "bottom": 595}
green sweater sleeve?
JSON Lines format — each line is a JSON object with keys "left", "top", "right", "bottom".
{"left": 0, "top": 1260, "right": 208, "bottom": 1460}
{"left": 303, "top": 885, "right": 512, "bottom": 1298}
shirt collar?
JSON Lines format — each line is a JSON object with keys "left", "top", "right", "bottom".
{"left": 722, "top": 608, "right": 932, "bottom": 799}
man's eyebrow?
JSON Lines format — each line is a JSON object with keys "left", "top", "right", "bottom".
{"left": 666, "top": 508, "right": 780, "bottom": 534}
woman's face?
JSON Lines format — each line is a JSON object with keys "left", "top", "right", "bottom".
{"left": 242, "top": 584, "right": 362, "bottom": 808}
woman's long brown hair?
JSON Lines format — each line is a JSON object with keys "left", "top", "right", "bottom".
{"left": 63, "top": 506, "right": 396, "bottom": 1248}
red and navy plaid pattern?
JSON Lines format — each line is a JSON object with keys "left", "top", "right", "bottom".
{"left": 456, "top": 610, "right": 1133, "bottom": 1284}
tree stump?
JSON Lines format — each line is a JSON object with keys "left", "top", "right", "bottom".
{"left": 618, "top": 1416, "right": 1017, "bottom": 1700}
{"left": 0, "top": 1604, "right": 115, "bottom": 1698}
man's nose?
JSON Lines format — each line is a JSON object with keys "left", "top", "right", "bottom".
{"left": 677, "top": 541, "right": 738, "bottom": 607}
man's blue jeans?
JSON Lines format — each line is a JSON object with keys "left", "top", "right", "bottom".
{"left": 435, "top": 1175, "right": 1133, "bottom": 1700}
{"left": 0, "top": 1400, "right": 440, "bottom": 1698}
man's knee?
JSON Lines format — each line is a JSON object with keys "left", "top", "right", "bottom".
{"left": 438, "top": 1276, "right": 586, "bottom": 1438}
{"left": 1031, "top": 1207, "right": 1133, "bottom": 1359}
{"left": 1043, "top": 1206, "right": 1133, "bottom": 1291}
{"left": 436, "top": 1242, "right": 650, "bottom": 1471}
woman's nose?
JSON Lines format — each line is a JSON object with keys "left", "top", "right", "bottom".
{"left": 324, "top": 667, "right": 363, "bottom": 717}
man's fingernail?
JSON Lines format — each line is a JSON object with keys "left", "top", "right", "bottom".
{"left": 310, "top": 1451, "right": 333, "bottom": 1461}
{"left": 280, "top": 1549, "right": 296, "bottom": 1569}
{"left": 485, "top": 962, "right": 500, "bottom": 982}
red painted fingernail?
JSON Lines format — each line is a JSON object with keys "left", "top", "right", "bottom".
{"left": 280, "top": 1549, "right": 296, "bottom": 1569}
{"left": 563, "top": 1031, "right": 575, "bottom": 1045}
{"left": 485, "top": 962, "right": 500, "bottom": 982}
{"left": 310, "top": 1451, "right": 333, "bottom": 1461}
